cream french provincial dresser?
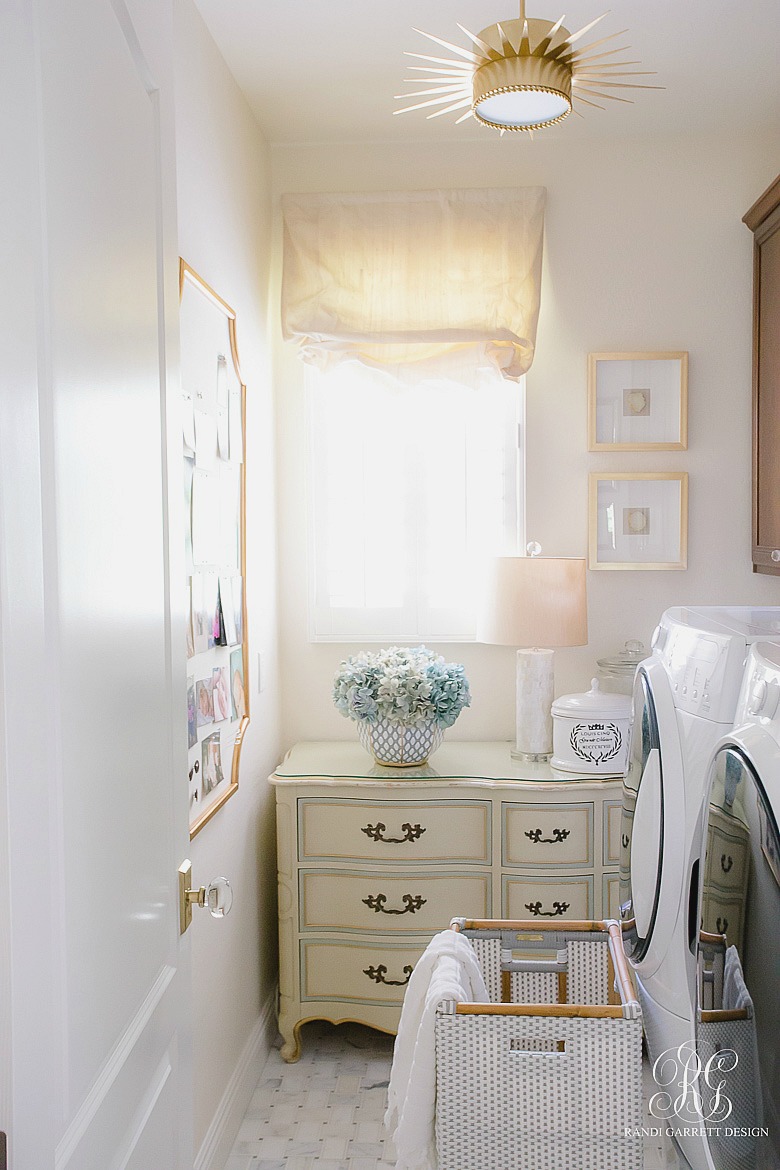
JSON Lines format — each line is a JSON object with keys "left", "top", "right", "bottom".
{"left": 271, "top": 740, "right": 624, "bottom": 1061}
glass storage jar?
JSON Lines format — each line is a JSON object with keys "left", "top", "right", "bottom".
{"left": 596, "top": 640, "right": 646, "bottom": 696}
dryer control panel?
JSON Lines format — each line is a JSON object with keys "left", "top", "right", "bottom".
{"left": 652, "top": 615, "right": 748, "bottom": 723}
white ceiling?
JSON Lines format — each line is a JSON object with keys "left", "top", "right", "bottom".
{"left": 192, "top": 0, "right": 780, "bottom": 145}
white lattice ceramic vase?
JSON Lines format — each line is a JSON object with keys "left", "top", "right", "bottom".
{"left": 356, "top": 718, "right": 444, "bottom": 767}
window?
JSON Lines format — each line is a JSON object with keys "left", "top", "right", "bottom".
{"left": 306, "top": 363, "right": 523, "bottom": 641}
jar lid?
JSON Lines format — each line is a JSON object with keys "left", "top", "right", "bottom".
{"left": 597, "top": 639, "right": 647, "bottom": 674}
{"left": 552, "top": 678, "right": 632, "bottom": 717}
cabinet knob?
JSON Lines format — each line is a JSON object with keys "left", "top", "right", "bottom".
{"left": 772, "top": 550, "right": 780, "bottom": 562}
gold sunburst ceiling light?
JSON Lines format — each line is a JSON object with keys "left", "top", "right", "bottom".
{"left": 395, "top": 1, "right": 660, "bottom": 134}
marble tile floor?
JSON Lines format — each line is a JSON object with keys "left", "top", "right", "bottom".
{"left": 225, "top": 1019, "right": 680, "bottom": 1170}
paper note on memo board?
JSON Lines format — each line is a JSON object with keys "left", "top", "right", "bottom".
{"left": 191, "top": 469, "right": 220, "bottom": 566}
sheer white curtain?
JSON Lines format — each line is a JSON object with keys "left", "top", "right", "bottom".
{"left": 281, "top": 186, "right": 546, "bottom": 382}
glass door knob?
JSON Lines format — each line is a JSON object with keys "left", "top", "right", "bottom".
{"left": 178, "top": 860, "right": 233, "bottom": 932}
{"left": 205, "top": 876, "right": 233, "bottom": 918}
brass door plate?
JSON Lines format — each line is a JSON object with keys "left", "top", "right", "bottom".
{"left": 179, "top": 860, "right": 193, "bottom": 934}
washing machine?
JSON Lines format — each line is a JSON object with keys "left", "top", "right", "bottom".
{"left": 684, "top": 640, "right": 780, "bottom": 1170}
{"left": 619, "top": 606, "right": 780, "bottom": 1169}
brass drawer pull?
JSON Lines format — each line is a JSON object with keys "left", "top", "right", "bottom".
{"left": 524, "top": 828, "right": 571, "bottom": 845}
{"left": 362, "top": 893, "right": 427, "bottom": 915}
{"left": 524, "top": 900, "right": 570, "bottom": 918}
{"left": 363, "top": 963, "right": 413, "bottom": 986}
{"left": 716, "top": 916, "right": 729, "bottom": 935}
{"left": 720, "top": 854, "right": 733, "bottom": 873}
{"left": 361, "top": 821, "right": 426, "bottom": 844}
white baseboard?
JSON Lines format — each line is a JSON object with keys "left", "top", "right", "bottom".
{"left": 194, "top": 987, "right": 277, "bottom": 1170}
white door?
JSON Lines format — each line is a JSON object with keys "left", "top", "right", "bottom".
{"left": 0, "top": 1, "right": 192, "bottom": 1167}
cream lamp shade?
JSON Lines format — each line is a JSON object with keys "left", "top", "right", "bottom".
{"left": 478, "top": 556, "right": 588, "bottom": 647}
{"left": 478, "top": 555, "right": 588, "bottom": 760}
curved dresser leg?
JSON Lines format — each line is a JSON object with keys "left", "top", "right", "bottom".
{"left": 279, "top": 1019, "right": 303, "bottom": 1063}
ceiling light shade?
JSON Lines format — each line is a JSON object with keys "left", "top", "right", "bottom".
{"left": 472, "top": 21, "right": 572, "bottom": 131}
{"left": 395, "top": 3, "right": 660, "bottom": 134}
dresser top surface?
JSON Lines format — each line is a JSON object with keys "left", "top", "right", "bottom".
{"left": 270, "top": 741, "right": 623, "bottom": 789}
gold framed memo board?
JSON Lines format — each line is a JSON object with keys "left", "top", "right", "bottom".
{"left": 180, "top": 260, "right": 249, "bottom": 837}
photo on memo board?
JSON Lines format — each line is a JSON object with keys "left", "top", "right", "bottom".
{"left": 230, "top": 647, "right": 246, "bottom": 720}
{"left": 212, "top": 666, "right": 230, "bottom": 723}
{"left": 201, "top": 731, "right": 224, "bottom": 796}
{"left": 186, "top": 679, "right": 197, "bottom": 749}
{"left": 195, "top": 676, "right": 214, "bottom": 726}
{"left": 219, "top": 576, "right": 237, "bottom": 645}
{"left": 181, "top": 258, "right": 248, "bottom": 838}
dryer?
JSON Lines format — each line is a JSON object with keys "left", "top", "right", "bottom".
{"left": 685, "top": 641, "right": 780, "bottom": 1170}
{"left": 619, "top": 607, "right": 780, "bottom": 1169}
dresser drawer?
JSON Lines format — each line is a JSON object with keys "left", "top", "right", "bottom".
{"left": 300, "top": 869, "right": 491, "bottom": 934}
{"left": 701, "top": 892, "right": 744, "bottom": 951}
{"left": 502, "top": 874, "right": 594, "bottom": 921}
{"left": 502, "top": 802, "right": 593, "bottom": 868}
{"left": 301, "top": 937, "right": 426, "bottom": 1005}
{"left": 603, "top": 872, "right": 621, "bottom": 920}
{"left": 604, "top": 800, "right": 623, "bottom": 866}
{"left": 704, "top": 826, "right": 749, "bottom": 896}
{"left": 299, "top": 798, "right": 491, "bottom": 864}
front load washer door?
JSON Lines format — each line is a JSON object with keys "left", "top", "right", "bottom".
{"left": 621, "top": 667, "right": 664, "bottom": 961}
{"left": 695, "top": 744, "right": 780, "bottom": 1169}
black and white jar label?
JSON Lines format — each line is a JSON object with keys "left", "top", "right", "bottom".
{"left": 569, "top": 722, "right": 623, "bottom": 766}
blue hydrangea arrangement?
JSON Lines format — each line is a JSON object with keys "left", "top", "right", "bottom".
{"left": 333, "top": 646, "right": 471, "bottom": 729}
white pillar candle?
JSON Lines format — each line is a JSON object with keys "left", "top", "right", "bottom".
{"left": 513, "top": 648, "right": 554, "bottom": 759}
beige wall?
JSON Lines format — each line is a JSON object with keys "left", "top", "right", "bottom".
{"left": 271, "top": 130, "right": 780, "bottom": 747}
{"left": 174, "top": 1, "right": 280, "bottom": 1156}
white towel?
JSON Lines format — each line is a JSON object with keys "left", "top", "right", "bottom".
{"left": 723, "top": 944, "right": 753, "bottom": 1013}
{"left": 385, "top": 929, "right": 489, "bottom": 1170}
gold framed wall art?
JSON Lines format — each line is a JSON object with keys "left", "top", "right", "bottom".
{"left": 588, "top": 472, "right": 688, "bottom": 571}
{"left": 588, "top": 351, "right": 688, "bottom": 451}
{"left": 180, "top": 260, "right": 249, "bottom": 837}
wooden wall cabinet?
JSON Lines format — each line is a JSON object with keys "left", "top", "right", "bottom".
{"left": 744, "top": 174, "right": 780, "bottom": 574}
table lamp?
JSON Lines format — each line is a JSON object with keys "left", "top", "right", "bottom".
{"left": 477, "top": 548, "right": 588, "bottom": 761}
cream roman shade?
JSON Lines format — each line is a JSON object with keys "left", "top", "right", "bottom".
{"left": 281, "top": 187, "right": 546, "bottom": 382}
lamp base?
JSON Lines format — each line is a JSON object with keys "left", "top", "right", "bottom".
{"left": 510, "top": 748, "right": 551, "bottom": 763}
{"left": 515, "top": 647, "right": 554, "bottom": 759}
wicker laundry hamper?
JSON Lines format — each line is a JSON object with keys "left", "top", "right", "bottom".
{"left": 434, "top": 918, "right": 643, "bottom": 1170}
{"left": 697, "top": 930, "right": 760, "bottom": 1170}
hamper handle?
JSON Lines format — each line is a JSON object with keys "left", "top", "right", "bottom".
{"left": 509, "top": 1046, "right": 569, "bottom": 1064}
